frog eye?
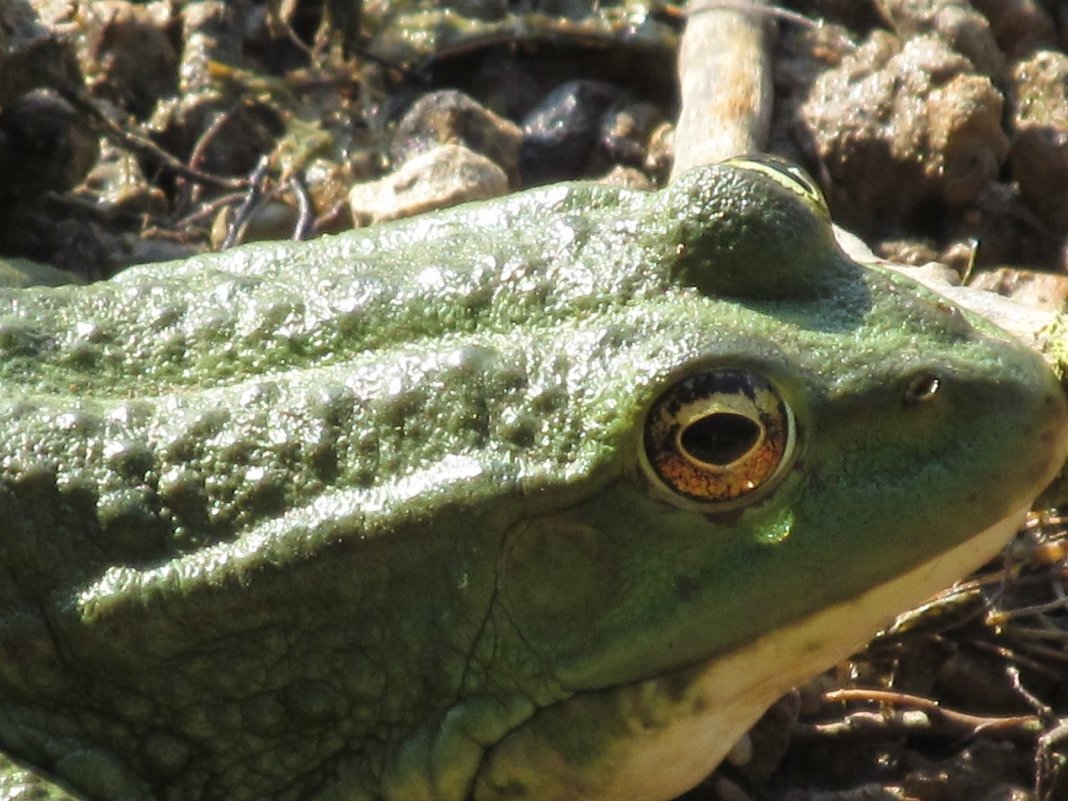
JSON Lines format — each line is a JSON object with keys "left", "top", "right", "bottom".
{"left": 641, "top": 369, "right": 796, "bottom": 508}
{"left": 722, "top": 155, "right": 831, "bottom": 220}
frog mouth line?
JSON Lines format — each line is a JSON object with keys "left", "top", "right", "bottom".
{"left": 616, "top": 503, "right": 1029, "bottom": 797}
{"left": 475, "top": 505, "right": 1029, "bottom": 801}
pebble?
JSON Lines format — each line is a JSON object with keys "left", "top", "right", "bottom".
{"left": 1009, "top": 49, "right": 1068, "bottom": 232}
{"left": 348, "top": 144, "right": 508, "bottom": 225}
{"left": 600, "top": 101, "right": 664, "bottom": 169}
{"left": 148, "top": 0, "right": 279, "bottom": 176}
{"left": 971, "top": 0, "right": 1058, "bottom": 59}
{"left": 0, "top": 0, "right": 82, "bottom": 106}
{"left": 802, "top": 31, "right": 1007, "bottom": 234}
{"left": 645, "top": 120, "right": 675, "bottom": 179}
{"left": 0, "top": 90, "right": 99, "bottom": 203}
{"left": 874, "top": 0, "right": 1006, "bottom": 80}
{"left": 80, "top": 141, "right": 168, "bottom": 217}
{"left": 80, "top": 0, "right": 177, "bottom": 119}
{"left": 520, "top": 79, "right": 628, "bottom": 185}
{"left": 599, "top": 165, "right": 653, "bottom": 190}
{"left": 970, "top": 267, "right": 1068, "bottom": 312}
{"left": 390, "top": 90, "right": 523, "bottom": 186}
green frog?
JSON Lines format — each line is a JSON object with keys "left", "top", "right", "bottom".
{"left": 0, "top": 158, "right": 1064, "bottom": 801}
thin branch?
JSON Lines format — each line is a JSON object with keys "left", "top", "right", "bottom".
{"left": 820, "top": 688, "right": 1044, "bottom": 741}
{"left": 53, "top": 81, "right": 246, "bottom": 192}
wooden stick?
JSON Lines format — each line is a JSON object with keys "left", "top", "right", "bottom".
{"left": 671, "top": 1, "right": 774, "bottom": 176}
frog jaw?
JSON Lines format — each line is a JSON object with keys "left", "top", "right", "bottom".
{"left": 472, "top": 503, "right": 1029, "bottom": 801}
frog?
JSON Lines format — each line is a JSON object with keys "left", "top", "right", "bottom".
{"left": 0, "top": 156, "right": 1064, "bottom": 801}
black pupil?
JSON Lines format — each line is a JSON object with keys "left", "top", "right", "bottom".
{"left": 680, "top": 413, "right": 761, "bottom": 466}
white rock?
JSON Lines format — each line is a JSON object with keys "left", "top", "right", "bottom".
{"left": 348, "top": 144, "right": 509, "bottom": 225}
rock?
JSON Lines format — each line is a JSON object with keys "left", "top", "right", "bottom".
{"left": 645, "top": 120, "right": 674, "bottom": 179}
{"left": 348, "top": 144, "right": 508, "bottom": 224}
{"left": 599, "top": 165, "right": 652, "bottom": 190}
{"left": 177, "top": 0, "right": 248, "bottom": 95}
{"left": 600, "top": 101, "right": 664, "bottom": 168}
{"left": 79, "top": 0, "right": 177, "bottom": 118}
{"left": 970, "top": 0, "right": 1058, "bottom": 60}
{"left": 147, "top": 0, "right": 276, "bottom": 176}
{"left": 926, "top": 68, "right": 1008, "bottom": 206}
{"left": 0, "top": 0, "right": 82, "bottom": 106}
{"left": 874, "top": 0, "right": 1006, "bottom": 80}
{"left": 390, "top": 90, "right": 522, "bottom": 186}
{"left": 79, "top": 141, "right": 168, "bottom": 216}
{"left": 1009, "top": 50, "right": 1068, "bottom": 233}
{"left": 801, "top": 31, "right": 1008, "bottom": 235}
{"left": 969, "top": 267, "right": 1068, "bottom": 312}
{"left": 0, "top": 89, "right": 99, "bottom": 203}
{"left": 520, "top": 79, "right": 628, "bottom": 186}
{"left": 210, "top": 198, "right": 300, "bottom": 249}
{"left": 876, "top": 238, "right": 943, "bottom": 267}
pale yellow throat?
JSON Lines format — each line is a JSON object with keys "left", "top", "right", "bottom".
{"left": 479, "top": 505, "right": 1029, "bottom": 801}
{"left": 609, "top": 505, "right": 1027, "bottom": 801}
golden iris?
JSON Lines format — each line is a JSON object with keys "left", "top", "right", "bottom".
{"left": 642, "top": 369, "right": 794, "bottom": 506}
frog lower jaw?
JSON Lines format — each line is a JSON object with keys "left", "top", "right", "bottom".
{"left": 473, "top": 504, "right": 1030, "bottom": 801}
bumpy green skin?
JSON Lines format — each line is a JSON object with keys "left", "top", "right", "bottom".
{"left": 0, "top": 165, "right": 1064, "bottom": 801}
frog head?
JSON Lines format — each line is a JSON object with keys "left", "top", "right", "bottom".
{"left": 472, "top": 159, "right": 1068, "bottom": 800}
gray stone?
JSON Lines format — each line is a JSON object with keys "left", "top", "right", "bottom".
{"left": 348, "top": 144, "right": 509, "bottom": 225}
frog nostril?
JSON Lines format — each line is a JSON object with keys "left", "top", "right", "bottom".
{"left": 903, "top": 372, "right": 941, "bottom": 407}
